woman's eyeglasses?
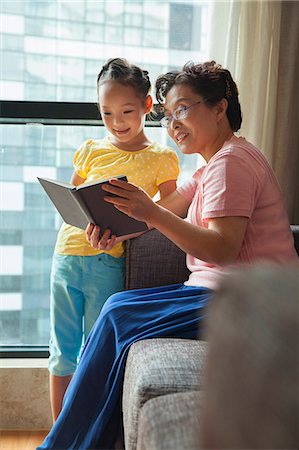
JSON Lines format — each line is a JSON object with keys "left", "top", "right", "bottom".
{"left": 160, "top": 100, "right": 202, "bottom": 128}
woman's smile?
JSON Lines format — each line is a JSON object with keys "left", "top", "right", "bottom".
{"left": 175, "top": 131, "right": 188, "bottom": 144}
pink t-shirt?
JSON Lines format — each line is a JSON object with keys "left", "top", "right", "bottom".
{"left": 178, "top": 135, "right": 298, "bottom": 290}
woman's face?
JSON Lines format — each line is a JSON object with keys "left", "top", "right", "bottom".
{"left": 164, "top": 84, "right": 220, "bottom": 159}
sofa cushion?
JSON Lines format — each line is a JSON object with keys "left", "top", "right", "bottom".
{"left": 291, "top": 224, "right": 299, "bottom": 255}
{"left": 122, "top": 338, "right": 208, "bottom": 450}
{"left": 137, "top": 391, "right": 202, "bottom": 450}
{"left": 200, "top": 266, "right": 299, "bottom": 449}
{"left": 125, "top": 229, "right": 190, "bottom": 289}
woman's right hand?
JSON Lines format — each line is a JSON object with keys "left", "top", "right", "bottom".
{"left": 85, "top": 223, "right": 117, "bottom": 251}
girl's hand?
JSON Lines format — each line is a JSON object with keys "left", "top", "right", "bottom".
{"left": 85, "top": 223, "right": 117, "bottom": 251}
{"left": 102, "top": 178, "right": 157, "bottom": 224}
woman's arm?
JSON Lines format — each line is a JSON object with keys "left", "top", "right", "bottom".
{"left": 148, "top": 205, "right": 248, "bottom": 265}
{"left": 100, "top": 179, "right": 248, "bottom": 265}
{"left": 86, "top": 181, "right": 191, "bottom": 251}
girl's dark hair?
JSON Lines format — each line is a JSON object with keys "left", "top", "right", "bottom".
{"left": 97, "top": 57, "right": 151, "bottom": 99}
{"left": 155, "top": 60, "right": 242, "bottom": 131}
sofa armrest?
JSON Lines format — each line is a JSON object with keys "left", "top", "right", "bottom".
{"left": 291, "top": 225, "right": 299, "bottom": 255}
{"left": 125, "top": 229, "right": 190, "bottom": 290}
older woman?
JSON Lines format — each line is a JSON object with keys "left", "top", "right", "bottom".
{"left": 38, "top": 61, "right": 298, "bottom": 449}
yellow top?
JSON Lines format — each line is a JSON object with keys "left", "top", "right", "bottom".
{"left": 55, "top": 137, "right": 179, "bottom": 257}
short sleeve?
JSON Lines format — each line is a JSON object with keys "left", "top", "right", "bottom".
{"left": 156, "top": 149, "right": 180, "bottom": 186}
{"left": 177, "top": 167, "right": 204, "bottom": 202}
{"left": 201, "top": 153, "right": 256, "bottom": 220}
{"left": 73, "top": 139, "right": 94, "bottom": 179}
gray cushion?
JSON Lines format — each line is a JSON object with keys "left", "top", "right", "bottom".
{"left": 137, "top": 391, "right": 202, "bottom": 450}
{"left": 291, "top": 224, "right": 299, "bottom": 255}
{"left": 125, "top": 229, "right": 190, "bottom": 289}
{"left": 200, "top": 266, "right": 299, "bottom": 449}
{"left": 122, "top": 338, "right": 208, "bottom": 450}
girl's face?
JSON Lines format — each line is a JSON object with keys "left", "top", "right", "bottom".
{"left": 164, "top": 84, "right": 222, "bottom": 161}
{"left": 98, "top": 81, "right": 151, "bottom": 150}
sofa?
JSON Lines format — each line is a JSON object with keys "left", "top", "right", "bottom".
{"left": 122, "top": 226, "right": 299, "bottom": 450}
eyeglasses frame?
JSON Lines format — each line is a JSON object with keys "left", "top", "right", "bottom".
{"left": 160, "top": 100, "right": 203, "bottom": 128}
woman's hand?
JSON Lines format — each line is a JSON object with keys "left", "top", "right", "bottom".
{"left": 85, "top": 223, "right": 117, "bottom": 251}
{"left": 102, "top": 178, "right": 158, "bottom": 224}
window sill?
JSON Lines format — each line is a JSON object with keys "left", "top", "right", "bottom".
{"left": 0, "top": 358, "right": 48, "bottom": 368}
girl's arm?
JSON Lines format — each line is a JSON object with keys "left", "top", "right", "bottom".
{"left": 158, "top": 180, "right": 177, "bottom": 198}
{"left": 70, "top": 171, "right": 86, "bottom": 186}
{"left": 157, "top": 179, "right": 190, "bottom": 217}
{"left": 100, "top": 179, "right": 248, "bottom": 266}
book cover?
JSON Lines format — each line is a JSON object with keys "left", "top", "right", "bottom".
{"left": 37, "top": 175, "right": 148, "bottom": 238}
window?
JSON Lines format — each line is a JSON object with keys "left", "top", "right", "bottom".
{"left": 0, "top": 0, "right": 209, "bottom": 353}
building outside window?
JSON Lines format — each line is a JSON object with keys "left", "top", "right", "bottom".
{"left": 0, "top": 0, "right": 209, "bottom": 350}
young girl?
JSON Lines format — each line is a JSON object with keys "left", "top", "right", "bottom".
{"left": 49, "top": 57, "right": 179, "bottom": 421}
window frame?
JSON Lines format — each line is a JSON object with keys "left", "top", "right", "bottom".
{"left": 0, "top": 100, "right": 163, "bottom": 126}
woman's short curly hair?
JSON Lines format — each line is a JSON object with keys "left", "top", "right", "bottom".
{"left": 155, "top": 61, "right": 242, "bottom": 132}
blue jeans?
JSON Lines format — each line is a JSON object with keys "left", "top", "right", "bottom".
{"left": 48, "top": 253, "right": 125, "bottom": 376}
{"left": 39, "top": 283, "right": 212, "bottom": 449}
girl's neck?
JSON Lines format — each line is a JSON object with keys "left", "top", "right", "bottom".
{"left": 109, "top": 131, "right": 152, "bottom": 152}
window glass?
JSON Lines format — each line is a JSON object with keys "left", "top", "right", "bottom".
{"left": 169, "top": 3, "right": 193, "bottom": 50}
{"left": 143, "top": 29, "right": 168, "bottom": 48}
{"left": 1, "top": 0, "right": 209, "bottom": 102}
{"left": 85, "top": 24, "right": 104, "bottom": 44}
{"left": 86, "top": 5, "right": 105, "bottom": 24}
{"left": 125, "top": 12, "right": 143, "bottom": 27}
{"left": 0, "top": 0, "right": 210, "bottom": 349}
{"left": 104, "top": 26, "right": 123, "bottom": 45}
{"left": 25, "top": 17, "right": 57, "bottom": 38}
{"left": 143, "top": 3, "right": 169, "bottom": 31}
{"left": 57, "top": 20, "right": 85, "bottom": 41}
{"left": 0, "top": 34, "right": 24, "bottom": 51}
{"left": 105, "top": 2, "right": 124, "bottom": 24}
{"left": 25, "top": 54, "right": 57, "bottom": 84}
{"left": 57, "top": 1, "right": 85, "bottom": 22}
{"left": 2, "top": 51, "right": 24, "bottom": 81}
{"left": 0, "top": 1, "right": 25, "bottom": 14}
{"left": 124, "top": 28, "right": 143, "bottom": 46}
{"left": 25, "top": 0, "right": 57, "bottom": 18}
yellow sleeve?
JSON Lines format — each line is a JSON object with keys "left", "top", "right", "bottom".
{"left": 156, "top": 148, "right": 180, "bottom": 186}
{"left": 73, "top": 139, "right": 94, "bottom": 178}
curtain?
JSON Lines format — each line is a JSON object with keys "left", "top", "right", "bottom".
{"left": 271, "top": 1, "right": 299, "bottom": 224}
{"left": 207, "top": 0, "right": 299, "bottom": 222}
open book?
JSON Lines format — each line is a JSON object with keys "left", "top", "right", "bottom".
{"left": 37, "top": 175, "right": 148, "bottom": 240}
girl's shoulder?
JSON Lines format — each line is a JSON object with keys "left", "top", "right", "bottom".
{"left": 76, "top": 137, "right": 114, "bottom": 155}
{"left": 146, "top": 141, "right": 178, "bottom": 156}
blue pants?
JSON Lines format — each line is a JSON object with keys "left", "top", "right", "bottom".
{"left": 49, "top": 253, "right": 125, "bottom": 376}
{"left": 38, "top": 283, "right": 212, "bottom": 449}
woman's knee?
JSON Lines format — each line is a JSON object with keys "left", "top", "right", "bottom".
{"left": 100, "top": 290, "right": 129, "bottom": 316}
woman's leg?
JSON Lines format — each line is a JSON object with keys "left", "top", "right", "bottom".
{"left": 38, "top": 284, "right": 212, "bottom": 450}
